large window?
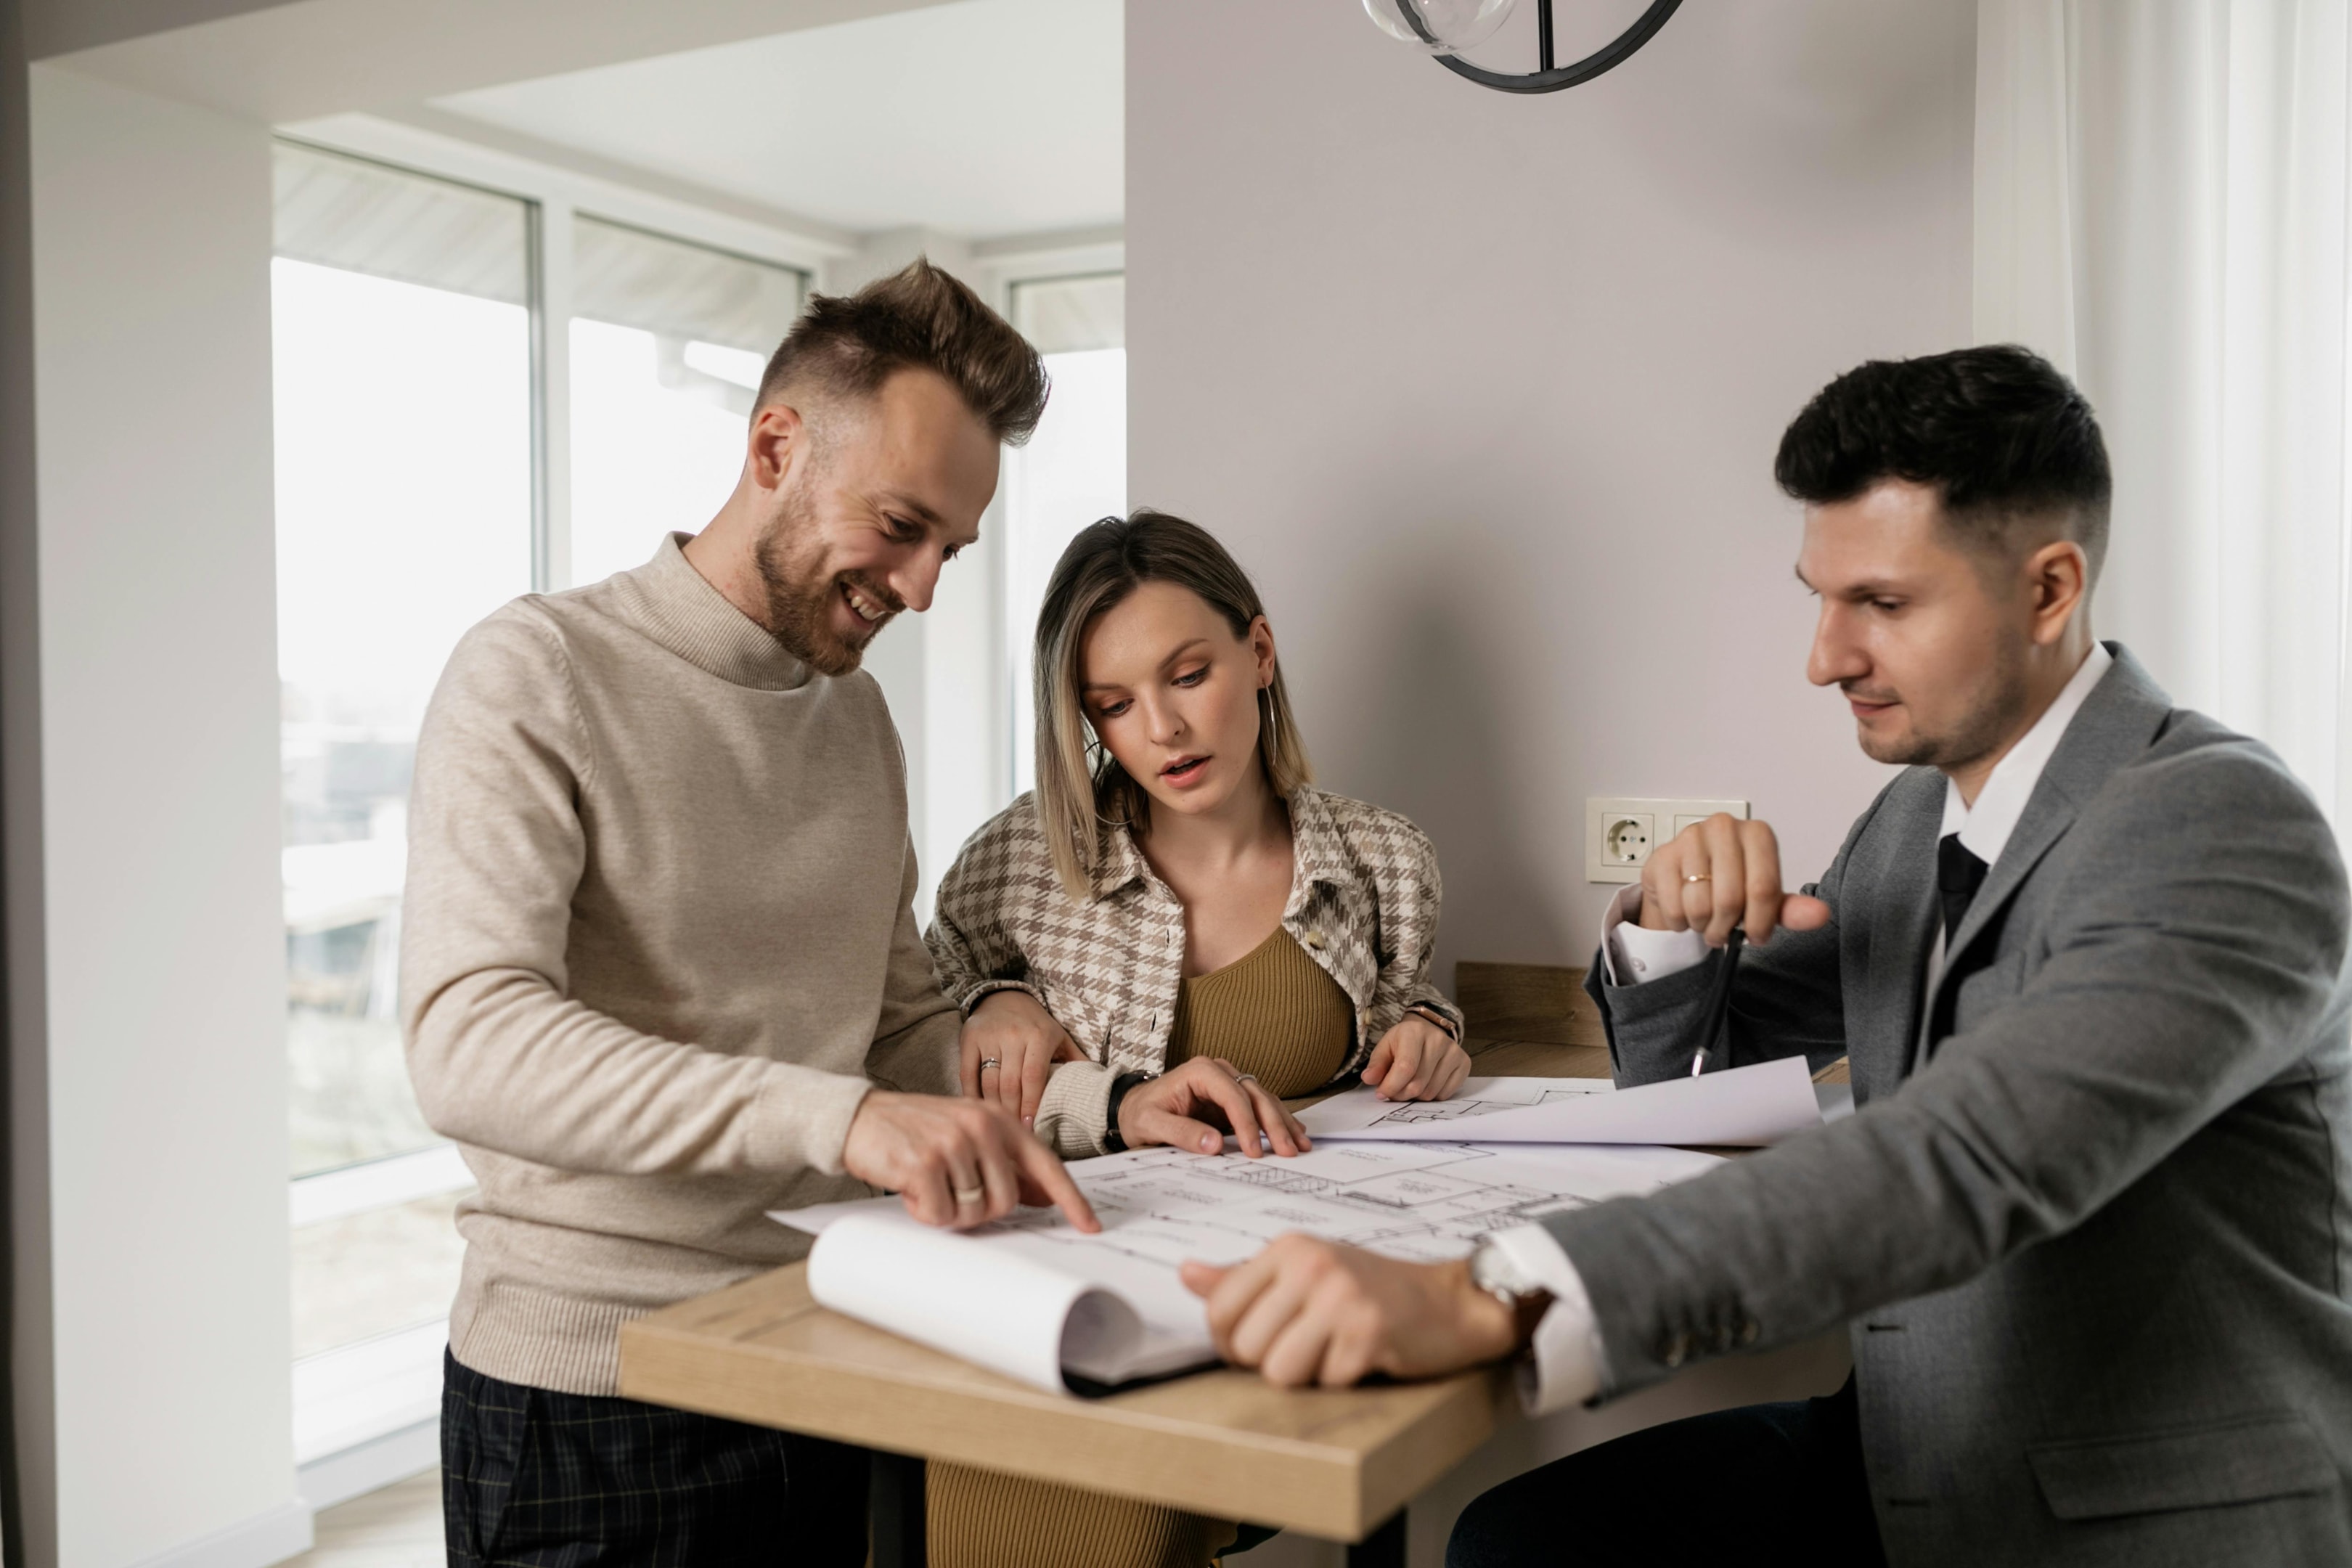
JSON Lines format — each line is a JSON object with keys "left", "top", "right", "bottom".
{"left": 273, "top": 131, "right": 1111, "bottom": 1486}
{"left": 273, "top": 140, "right": 532, "bottom": 1456}
{"left": 273, "top": 142, "right": 823, "bottom": 1481}
{"left": 568, "top": 216, "right": 807, "bottom": 585}
{"left": 1005, "top": 272, "right": 1127, "bottom": 796}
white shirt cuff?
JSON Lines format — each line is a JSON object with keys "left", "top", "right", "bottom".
{"left": 1483, "top": 1223, "right": 1604, "bottom": 1415}
{"left": 1601, "top": 886, "right": 1710, "bottom": 986}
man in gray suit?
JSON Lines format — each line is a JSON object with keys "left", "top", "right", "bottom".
{"left": 1180, "top": 346, "right": 2352, "bottom": 1564}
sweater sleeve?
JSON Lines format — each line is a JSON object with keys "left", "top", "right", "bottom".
{"left": 865, "top": 838, "right": 963, "bottom": 1096}
{"left": 400, "top": 608, "right": 875, "bottom": 1179}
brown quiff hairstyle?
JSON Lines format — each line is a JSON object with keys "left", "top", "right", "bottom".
{"left": 1033, "top": 511, "right": 1314, "bottom": 902}
{"left": 756, "top": 257, "right": 1049, "bottom": 444}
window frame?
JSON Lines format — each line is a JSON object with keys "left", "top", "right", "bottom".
{"left": 272, "top": 116, "right": 1124, "bottom": 1496}
{"left": 973, "top": 255, "right": 1119, "bottom": 809}
{"left": 274, "top": 118, "right": 837, "bottom": 1499}
{"left": 282, "top": 114, "right": 839, "bottom": 592}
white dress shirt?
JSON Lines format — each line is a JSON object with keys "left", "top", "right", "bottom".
{"left": 1496, "top": 644, "right": 2115, "bottom": 1416}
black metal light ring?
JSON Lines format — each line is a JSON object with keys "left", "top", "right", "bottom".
{"left": 1437, "top": 0, "right": 1683, "bottom": 95}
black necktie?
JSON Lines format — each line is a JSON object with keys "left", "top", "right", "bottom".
{"left": 1937, "top": 833, "right": 1990, "bottom": 944}
{"left": 1925, "top": 833, "right": 1992, "bottom": 1051}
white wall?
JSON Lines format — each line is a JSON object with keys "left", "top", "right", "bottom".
{"left": 1127, "top": 0, "right": 1975, "bottom": 981}
{"left": 27, "top": 65, "right": 303, "bottom": 1568}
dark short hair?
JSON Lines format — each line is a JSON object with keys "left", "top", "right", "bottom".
{"left": 756, "top": 258, "right": 1049, "bottom": 444}
{"left": 1774, "top": 345, "right": 2112, "bottom": 577}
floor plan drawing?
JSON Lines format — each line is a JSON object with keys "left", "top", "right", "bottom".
{"left": 1294, "top": 1061, "right": 1826, "bottom": 1148}
{"left": 776, "top": 1139, "right": 1726, "bottom": 1392}
{"left": 995, "top": 1138, "right": 1718, "bottom": 1270}
{"left": 1296, "top": 1075, "right": 1611, "bottom": 1135}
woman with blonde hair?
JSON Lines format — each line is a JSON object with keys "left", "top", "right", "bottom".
{"left": 921, "top": 510, "right": 1470, "bottom": 1568}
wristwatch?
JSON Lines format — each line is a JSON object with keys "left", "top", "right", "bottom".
{"left": 1101, "top": 1070, "right": 1153, "bottom": 1153}
{"left": 1406, "top": 1003, "right": 1462, "bottom": 1041}
{"left": 1469, "top": 1237, "right": 1556, "bottom": 1347}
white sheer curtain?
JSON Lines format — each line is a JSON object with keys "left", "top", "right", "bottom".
{"left": 1975, "top": 0, "right": 2352, "bottom": 822}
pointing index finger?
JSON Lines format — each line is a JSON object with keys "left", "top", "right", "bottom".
{"left": 1013, "top": 1131, "right": 1099, "bottom": 1233}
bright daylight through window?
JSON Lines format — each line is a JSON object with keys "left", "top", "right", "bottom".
{"left": 272, "top": 141, "right": 822, "bottom": 1468}
{"left": 1006, "top": 271, "right": 1126, "bottom": 795}
{"left": 568, "top": 216, "right": 806, "bottom": 584}
{"left": 274, "top": 142, "right": 531, "bottom": 1376}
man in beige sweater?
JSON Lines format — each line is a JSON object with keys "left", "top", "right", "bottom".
{"left": 403, "top": 260, "right": 1093, "bottom": 1566}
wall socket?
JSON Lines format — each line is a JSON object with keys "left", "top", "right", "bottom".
{"left": 1585, "top": 798, "right": 1751, "bottom": 883}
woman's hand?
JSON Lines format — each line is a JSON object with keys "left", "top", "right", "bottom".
{"left": 1361, "top": 1016, "right": 1471, "bottom": 1101}
{"left": 960, "top": 990, "right": 1086, "bottom": 1124}
{"left": 1118, "top": 1058, "right": 1312, "bottom": 1159}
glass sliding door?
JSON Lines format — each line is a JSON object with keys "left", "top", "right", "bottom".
{"left": 567, "top": 216, "right": 807, "bottom": 586}
{"left": 271, "top": 140, "right": 532, "bottom": 1442}
{"left": 1005, "top": 272, "right": 1127, "bottom": 796}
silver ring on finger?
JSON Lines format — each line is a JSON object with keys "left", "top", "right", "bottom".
{"left": 977, "top": 1057, "right": 1002, "bottom": 1072}
{"left": 1233, "top": 1072, "right": 1259, "bottom": 1085}
{"left": 952, "top": 1184, "right": 986, "bottom": 1206}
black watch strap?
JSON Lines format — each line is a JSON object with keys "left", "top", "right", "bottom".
{"left": 1102, "top": 1070, "right": 1152, "bottom": 1153}
{"left": 1408, "top": 1003, "right": 1462, "bottom": 1041}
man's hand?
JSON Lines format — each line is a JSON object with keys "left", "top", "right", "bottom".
{"left": 1119, "top": 1058, "right": 1311, "bottom": 1159}
{"left": 960, "top": 989, "right": 1085, "bottom": 1124}
{"left": 1640, "top": 812, "right": 1833, "bottom": 947}
{"left": 842, "top": 1090, "right": 1099, "bottom": 1233}
{"left": 1179, "top": 1236, "right": 1517, "bottom": 1387}
{"left": 1361, "top": 1016, "right": 1471, "bottom": 1101}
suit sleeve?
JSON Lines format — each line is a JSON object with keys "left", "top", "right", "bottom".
{"left": 1546, "top": 744, "right": 2351, "bottom": 1398}
{"left": 1586, "top": 798, "right": 1883, "bottom": 1084}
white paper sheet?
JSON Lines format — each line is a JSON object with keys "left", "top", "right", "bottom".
{"left": 806, "top": 1212, "right": 1106, "bottom": 1393}
{"left": 777, "top": 1139, "right": 1724, "bottom": 1394}
{"left": 1296, "top": 1056, "right": 1824, "bottom": 1147}
{"left": 1295, "top": 1074, "right": 1614, "bottom": 1135}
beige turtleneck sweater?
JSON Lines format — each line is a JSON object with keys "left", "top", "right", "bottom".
{"left": 401, "top": 532, "right": 959, "bottom": 1397}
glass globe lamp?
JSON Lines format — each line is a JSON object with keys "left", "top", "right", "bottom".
{"left": 1363, "top": 0, "right": 1518, "bottom": 57}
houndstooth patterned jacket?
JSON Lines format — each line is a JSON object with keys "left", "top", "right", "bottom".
{"left": 925, "top": 785, "right": 1464, "bottom": 1158}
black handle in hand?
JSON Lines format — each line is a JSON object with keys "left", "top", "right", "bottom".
{"left": 1689, "top": 927, "right": 1744, "bottom": 1074}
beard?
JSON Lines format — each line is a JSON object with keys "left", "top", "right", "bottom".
{"left": 751, "top": 486, "right": 902, "bottom": 677}
{"left": 1853, "top": 640, "right": 2029, "bottom": 772}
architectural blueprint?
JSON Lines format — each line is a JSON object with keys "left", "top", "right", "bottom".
{"left": 778, "top": 1140, "right": 1723, "bottom": 1391}
{"left": 1294, "top": 1075, "right": 1612, "bottom": 1135}
{"left": 1296, "top": 1058, "right": 1826, "bottom": 1147}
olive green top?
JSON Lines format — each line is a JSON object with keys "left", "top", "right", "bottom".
{"left": 927, "top": 929, "right": 1355, "bottom": 1568}
{"left": 1164, "top": 926, "right": 1355, "bottom": 1096}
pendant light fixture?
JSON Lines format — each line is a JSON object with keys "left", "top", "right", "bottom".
{"left": 1365, "top": 0, "right": 1683, "bottom": 94}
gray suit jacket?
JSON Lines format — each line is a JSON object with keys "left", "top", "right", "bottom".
{"left": 1556, "top": 645, "right": 2352, "bottom": 1566}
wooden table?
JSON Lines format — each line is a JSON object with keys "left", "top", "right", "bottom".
{"left": 618, "top": 983, "right": 1850, "bottom": 1567}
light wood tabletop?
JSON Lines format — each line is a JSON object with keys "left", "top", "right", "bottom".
{"left": 617, "top": 968, "right": 1852, "bottom": 1564}
{"left": 621, "top": 1259, "right": 1507, "bottom": 1544}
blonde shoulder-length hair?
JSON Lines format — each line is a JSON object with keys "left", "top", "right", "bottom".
{"left": 1033, "top": 510, "right": 1313, "bottom": 902}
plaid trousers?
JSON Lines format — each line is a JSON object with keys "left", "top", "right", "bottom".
{"left": 442, "top": 1350, "right": 869, "bottom": 1567}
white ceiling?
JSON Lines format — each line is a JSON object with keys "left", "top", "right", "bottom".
{"left": 428, "top": 0, "right": 1122, "bottom": 242}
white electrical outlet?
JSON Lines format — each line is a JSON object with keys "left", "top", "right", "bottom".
{"left": 1585, "top": 798, "right": 1752, "bottom": 883}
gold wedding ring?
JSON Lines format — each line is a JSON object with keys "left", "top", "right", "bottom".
{"left": 1685, "top": 873, "right": 1712, "bottom": 883}
{"left": 952, "top": 1185, "right": 986, "bottom": 1206}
